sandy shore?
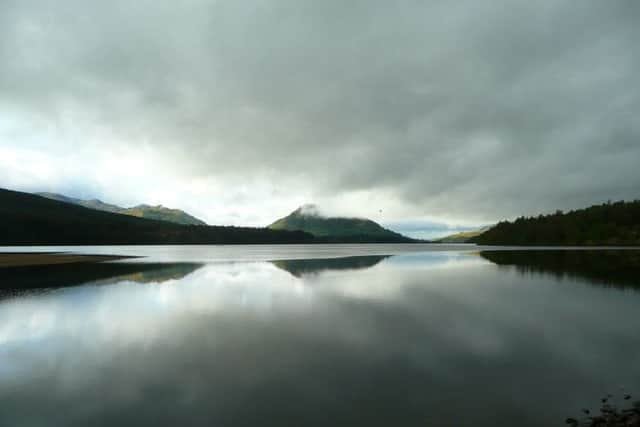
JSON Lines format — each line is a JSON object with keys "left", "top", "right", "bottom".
{"left": 0, "top": 253, "right": 134, "bottom": 268}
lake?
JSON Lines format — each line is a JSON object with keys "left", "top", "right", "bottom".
{"left": 1, "top": 244, "right": 639, "bottom": 426}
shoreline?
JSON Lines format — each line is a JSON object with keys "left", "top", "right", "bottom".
{"left": 0, "top": 253, "right": 135, "bottom": 268}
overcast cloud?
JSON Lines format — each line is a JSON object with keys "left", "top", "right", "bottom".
{"left": 1, "top": 0, "right": 638, "bottom": 236}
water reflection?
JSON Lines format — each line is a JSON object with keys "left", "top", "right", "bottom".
{"left": 480, "top": 250, "right": 640, "bottom": 289}
{"left": 271, "top": 255, "right": 390, "bottom": 277}
{"left": 0, "top": 262, "right": 204, "bottom": 298}
{"left": 0, "top": 251, "right": 639, "bottom": 426}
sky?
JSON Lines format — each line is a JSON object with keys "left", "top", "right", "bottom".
{"left": 1, "top": 1, "right": 639, "bottom": 238}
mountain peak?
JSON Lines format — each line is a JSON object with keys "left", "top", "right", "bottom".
{"left": 293, "top": 204, "right": 322, "bottom": 217}
{"left": 36, "top": 193, "right": 206, "bottom": 226}
{"left": 268, "top": 205, "right": 415, "bottom": 242}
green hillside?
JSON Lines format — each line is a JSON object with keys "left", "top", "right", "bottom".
{"left": 121, "top": 204, "right": 206, "bottom": 225}
{"left": 268, "top": 204, "right": 415, "bottom": 243}
{"left": 472, "top": 200, "right": 640, "bottom": 246}
{"left": 36, "top": 192, "right": 125, "bottom": 213}
{"left": 1, "top": 188, "right": 313, "bottom": 245}
{"left": 36, "top": 193, "right": 206, "bottom": 226}
{"left": 435, "top": 227, "right": 490, "bottom": 243}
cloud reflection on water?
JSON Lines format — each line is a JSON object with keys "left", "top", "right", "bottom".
{"left": 0, "top": 252, "right": 639, "bottom": 426}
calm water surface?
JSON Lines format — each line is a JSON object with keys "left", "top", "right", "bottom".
{"left": 1, "top": 245, "right": 639, "bottom": 426}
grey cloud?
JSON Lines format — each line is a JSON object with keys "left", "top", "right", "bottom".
{"left": 1, "top": 0, "right": 639, "bottom": 222}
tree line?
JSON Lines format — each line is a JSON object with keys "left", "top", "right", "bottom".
{"left": 472, "top": 200, "right": 640, "bottom": 246}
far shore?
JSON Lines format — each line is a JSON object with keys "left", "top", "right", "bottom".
{"left": 0, "top": 253, "right": 135, "bottom": 268}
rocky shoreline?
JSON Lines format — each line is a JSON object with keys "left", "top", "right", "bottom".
{"left": 567, "top": 395, "right": 640, "bottom": 426}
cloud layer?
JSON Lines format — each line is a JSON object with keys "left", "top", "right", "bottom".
{"left": 1, "top": 0, "right": 639, "bottom": 231}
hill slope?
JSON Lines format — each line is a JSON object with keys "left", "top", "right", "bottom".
{"left": 36, "top": 192, "right": 206, "bottom": 225}
{"left": 471, "top": 200, "right": 640, "bottom": 246}
{"left": 0, "top": 188, "right": 313, "bottom": 245}
{"left": 268, "top": 204, "right": 415, "bottom": 243}
{"left": 435, "top": 227, "right": 490, "bottom": 243}
{"left": 119, "top": 204, "right": 205, "bottom": 225}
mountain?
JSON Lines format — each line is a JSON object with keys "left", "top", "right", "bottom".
{"left": 36, "top": 192, "right": 206, "bottom": 226}
{"left": 471, "top": 200, "right": 640, "bottom": 246}
{"left": 36, "top": 192, "right": 122, "bottom": 213}
{"left": 434, "top": 227, "right": 490, "bottom": 243}
{"left": 0, "top": 188, "right": 314, "bottom": 245}
{"left": 268, "top": 204, "right": 416, "bottom": 243}
{"left": 118, "top": 204, "right": 206, "bottom": 226}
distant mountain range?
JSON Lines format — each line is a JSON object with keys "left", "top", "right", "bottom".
{"left": 36, "top": 192, "right": 206, "bottom": 226}
{"left": 0, "top": 189, "right": 416, "bottom": 245}
{"left": 5, "top": 187, "right": 636, "bottom": 246}
{"left": 434, "top": 227, "right": 491, "bottom": 243}
{"left": 268, "top": 204, "right": 416, "bottom": 243}
{"left": 0, "top": 188, "right": 313, "bottom": 245}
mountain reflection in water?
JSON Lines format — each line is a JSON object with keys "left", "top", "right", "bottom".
{"left": 271, "top": 255, "right": 390, "bottom": 277}
{"left": 0, "top": 262, "right": 204, "bottom": 298}
{"left": 1, "top": 247, "right": 639, "bottom": 427}
{"left": 479, "top": 250, "right": 640, "bottom": 289}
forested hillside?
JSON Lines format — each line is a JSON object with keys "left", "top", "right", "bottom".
{"left": 472, "top": 200, "right": 640, "bottom": 245}
{"left": 0, "top": 188, "right": 313, "bottom": 245}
